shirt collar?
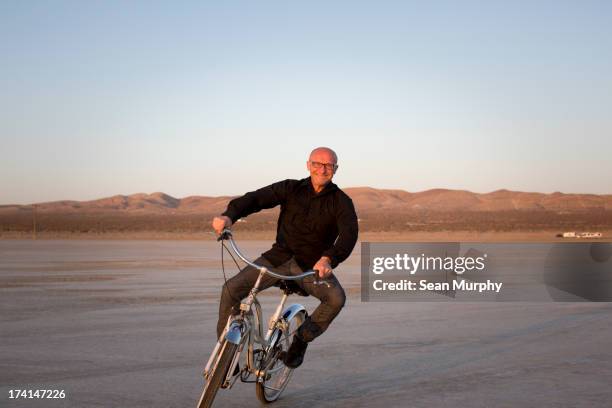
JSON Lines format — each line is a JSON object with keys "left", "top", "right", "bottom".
{"left": 300, "top": 177, "right": 338, "bottom": 197}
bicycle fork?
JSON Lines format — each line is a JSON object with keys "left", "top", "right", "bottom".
{"left": 203, "top": 318, "right": 245, "bottom": 377}
{"left": 203, "top": 270, "right": 264, "bottom": 381}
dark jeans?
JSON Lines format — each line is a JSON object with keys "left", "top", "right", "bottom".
{"left": 217, "top": 256, "right": 346, "bottom": 342}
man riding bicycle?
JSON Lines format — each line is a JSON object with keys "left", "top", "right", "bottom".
{"left": 211, "top": 147, "right": 358, "bottom": 368}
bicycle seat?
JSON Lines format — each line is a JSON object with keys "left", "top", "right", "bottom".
{"left": 275, "top": 280, "right": 309, "bottom": 297}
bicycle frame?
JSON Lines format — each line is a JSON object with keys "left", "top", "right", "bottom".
{"left": 197, "top": 229, "right": 337, "bottom": 408}
{"left": 204, "top": 289, "right": 302, "bottom": 391}
{"left": 203, "top": 230, "right": 317, "bottom": 388}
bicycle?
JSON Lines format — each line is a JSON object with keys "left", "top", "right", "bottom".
{"left": 197, "top": 229, "right": 330, "bottom": 408}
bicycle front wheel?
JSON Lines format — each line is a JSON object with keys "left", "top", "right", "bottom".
{"left": 197, "top": 340, "right": 238, "bottom": 408}
{"left": 255, "top": 309, "right": 305, "bottom": 403}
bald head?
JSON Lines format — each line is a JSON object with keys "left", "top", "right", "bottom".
{"left": 309, "top": 147, "right": 338, "bottom": 163}
{"left": 307, "top": 147, "right": 338, "bottom": 193}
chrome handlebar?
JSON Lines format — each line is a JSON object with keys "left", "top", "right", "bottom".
{"left": 218, "top": 229, "right": 331, "bottom": 287}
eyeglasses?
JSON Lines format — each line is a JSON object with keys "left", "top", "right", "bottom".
{"left": 310, "top": 161, "right": 338, "bottom": 171}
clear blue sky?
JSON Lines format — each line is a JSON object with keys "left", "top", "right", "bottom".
{"left": 1, "top": 1, "right": 611, "bottom": 204}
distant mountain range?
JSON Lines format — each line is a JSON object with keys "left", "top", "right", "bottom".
{"left": 2, "top": 188, "right": 611, "bottom": 214}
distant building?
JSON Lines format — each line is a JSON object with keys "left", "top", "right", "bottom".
{"left": 577, "top": 232, "right": 602, "bottom": 238}
{"left": 561, "top": 231, "right": 602, "bottom": 239}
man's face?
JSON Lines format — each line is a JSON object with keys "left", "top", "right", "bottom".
{"left": 307, "top": 149, "right": 337, "bottom": 190}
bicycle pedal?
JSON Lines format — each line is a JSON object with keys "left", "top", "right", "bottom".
{"left": 255, "top": 369, "right": 271, "bottom": 380}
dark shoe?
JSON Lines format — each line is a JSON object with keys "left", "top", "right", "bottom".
{"left": 281, "top": 335, "right": 308, "bottom": 368}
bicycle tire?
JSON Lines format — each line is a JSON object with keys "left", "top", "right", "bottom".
{"left": 255, "top": 310, "right": 305, "bottom": 403}
{"left": 197, "top": 341, "right": 238, "bottom": 408}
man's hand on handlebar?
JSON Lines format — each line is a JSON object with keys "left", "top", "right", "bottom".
{"left": 313, "top": 256, "right": 333, "bottom": 279}
{"left": 212, "top": 215, "right": 232, "bottom": 235}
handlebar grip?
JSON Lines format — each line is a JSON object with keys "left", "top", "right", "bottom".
{"left": 217, "top": 230, "right": 232, "bottom": 241}
{"left": 312, "top": 269, "right": 332, "bottom": 288}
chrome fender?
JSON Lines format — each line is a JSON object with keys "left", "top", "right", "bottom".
{"left": 282, "top": 303, "right": 307, "bottom": 322}
{"left": 225, "top": 320, "right": 244, "bottom": 345}
{"left": 268, "top": 304, "right": 307, "bottom": 348}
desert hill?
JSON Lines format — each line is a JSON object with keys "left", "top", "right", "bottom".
{"left": 2, "top": 188, "right": 610, "bottom": 214}
{"left": 2, "top": 188, "right": 611, "bottom": 235}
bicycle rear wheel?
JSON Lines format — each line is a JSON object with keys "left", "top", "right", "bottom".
{"left": 255, "top": 310, "right": 305, "bottom": 403}
{"left": 197, "top": 340, "right": 238, "bottom": 408}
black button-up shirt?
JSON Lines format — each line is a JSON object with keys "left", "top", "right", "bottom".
{"left": 222, "top": 177, "right": 359, "bottom": 271}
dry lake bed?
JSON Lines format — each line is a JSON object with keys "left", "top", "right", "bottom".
{"left": 1, "top": 240, "right": 612, "bottom": 407}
